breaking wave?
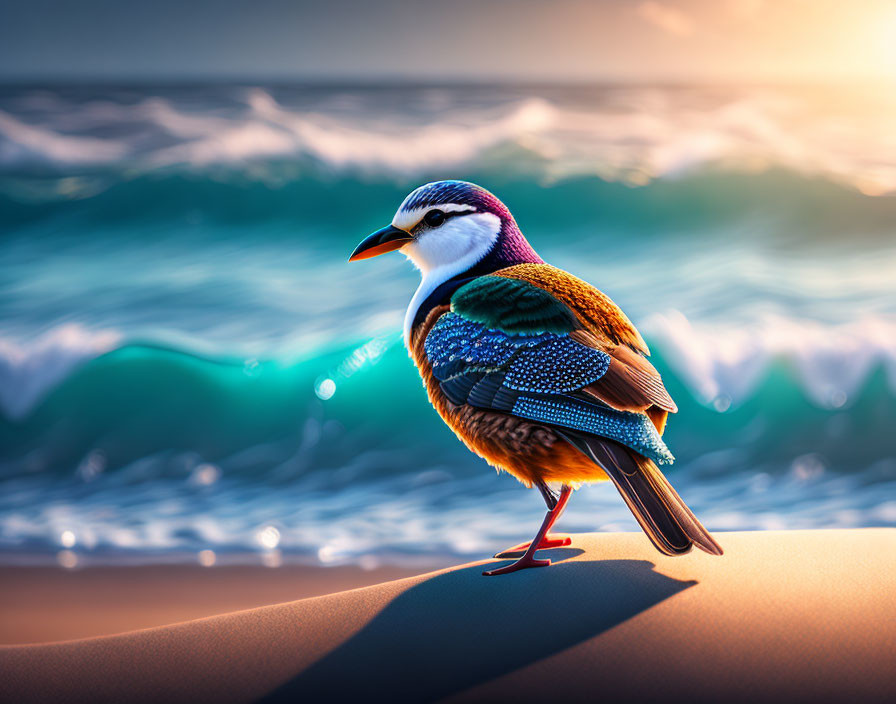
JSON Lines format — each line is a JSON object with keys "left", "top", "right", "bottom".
{"left": 2, "top": 311, "right": 895, "bottom": 451}
{"left": 3, "top": 84, "right": 896, "bottom": 195}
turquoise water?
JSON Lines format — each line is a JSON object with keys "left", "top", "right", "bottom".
{"left": 1, "top": 84, "right": 895, "bottom": 566}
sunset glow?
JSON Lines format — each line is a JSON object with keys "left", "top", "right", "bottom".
{"left": 3, "top": 0, "right": 896, "bottom": 82}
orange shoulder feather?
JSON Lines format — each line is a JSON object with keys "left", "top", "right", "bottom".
{"left": 493, "top": 263, "right": 650, "bottom": 355}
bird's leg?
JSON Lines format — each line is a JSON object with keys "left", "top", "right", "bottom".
{"left": 485, "top": 485, "right": 573, "bottom": 575}
{"left": 493, "top": 483, "right": 572, "bottom": 558}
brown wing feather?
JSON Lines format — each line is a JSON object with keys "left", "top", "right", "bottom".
{"left": 569, "top": 330, "right": 677, "bottom": 433}
{"left": 578, "top": 339, "right": 677, "bottom": 413}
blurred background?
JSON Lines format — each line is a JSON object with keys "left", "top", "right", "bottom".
{"left": 1, "top": 0, "right": 895, "bottom": 571}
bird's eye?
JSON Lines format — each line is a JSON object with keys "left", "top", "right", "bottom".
{"left": 423, "top": 209, "right": 446, "bottom": 228}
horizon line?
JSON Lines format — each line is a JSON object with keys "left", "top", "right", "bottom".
{"left": 1, "top": 73, "right": 893, "bottom": 89}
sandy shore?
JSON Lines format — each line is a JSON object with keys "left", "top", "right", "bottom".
{"left": 2, "top": 529, "right": 894, "bottom": 703}
{"left": 0, "top": 563, "right": 431, "bottom": 645}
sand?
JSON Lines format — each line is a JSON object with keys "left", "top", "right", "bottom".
{"left": 0, "top": 563, "right": 429, "bottom": 645}
{"left": 1, "top": 529, "right": 894, "bottom": 703}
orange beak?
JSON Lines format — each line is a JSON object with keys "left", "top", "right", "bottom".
{"left": 348, "top": 225, "right": 414, "bottom": 261}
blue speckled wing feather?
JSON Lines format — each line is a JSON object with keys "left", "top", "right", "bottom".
{"left": 424, "top": 312, "right": 675, "bottom": 465}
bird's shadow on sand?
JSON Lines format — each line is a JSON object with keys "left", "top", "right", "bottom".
{"left": 260, "top": 549, "right": 696, "bottom": 703}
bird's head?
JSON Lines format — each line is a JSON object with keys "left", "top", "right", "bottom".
{"left": 349, "top": 180, "right": 528, "bottom": 276}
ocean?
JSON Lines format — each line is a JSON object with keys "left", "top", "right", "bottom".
{"left": 1, "top": 82, "right": 894, "bottom": 568}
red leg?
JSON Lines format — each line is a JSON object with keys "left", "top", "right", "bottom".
{"left": 493, "top": 485, "right": 572, "bottom": 558}
{"left": 484, "top": 486, "right": 572, "bottom": 576}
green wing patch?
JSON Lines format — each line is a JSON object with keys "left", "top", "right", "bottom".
{"left": 451, "top": 275, "right": 577, "bottom": 335}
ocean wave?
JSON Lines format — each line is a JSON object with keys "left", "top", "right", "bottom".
{"left": 0, "top": 325, "right": 122, "bottom": 420}
{"left": 0, "top": 311, "right": 896, "bottom": 420}
{"left": 2, "top": 85, "right": 896, "bottom": 195}
{"left": 149, "top": 90, "right": 557, "bottom": 173}
{"left": 642, "top": 312, "right": 896, "bottom": 410}
{"left": 2, "top": 312, "right": 894, "bottom": 441}
{"left": 4, "top": 167, "right": 896, "bottom": 245}
{"left": 0, "top": 110, "right": 129, "bottom": 166}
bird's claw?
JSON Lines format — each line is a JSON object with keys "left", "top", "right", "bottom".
{"left": 483, "top": 555, "right": 551, "bottom": 576}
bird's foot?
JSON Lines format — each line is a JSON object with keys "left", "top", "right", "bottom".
{"left": 483, "top": 552, "right": 551, "bottom": 576}
{"left": 493, "top": 534, "right": 571, "bottom": 559}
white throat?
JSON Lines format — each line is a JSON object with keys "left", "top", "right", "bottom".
{"left": 400, "top": 212, "right": 501, "bottom": 346}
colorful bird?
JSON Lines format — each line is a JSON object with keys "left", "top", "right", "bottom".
{"left": 350, "top": 180, "right": 722, "bottom": 575}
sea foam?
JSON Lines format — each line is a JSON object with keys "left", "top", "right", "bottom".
{"left": 2, "top": 85, "right": 896, "bottom": 194}
{"left": 643, "top": 311, "right": 896, "bottom": 410}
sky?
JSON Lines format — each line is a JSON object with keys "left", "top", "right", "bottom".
{"left": 2, "top": 0, "right": 896, "bottom": 82}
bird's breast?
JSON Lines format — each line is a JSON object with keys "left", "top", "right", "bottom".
{"left": 408, "top": 306, "right": 606, "bottom": 488}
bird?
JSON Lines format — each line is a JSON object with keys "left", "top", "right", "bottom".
{"left": 349, "top": 180, "right": 722, "bottom": 575}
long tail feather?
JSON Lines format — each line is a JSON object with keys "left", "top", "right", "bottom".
{"left": 558, "top": 431, "right": 723, "bottom": 556}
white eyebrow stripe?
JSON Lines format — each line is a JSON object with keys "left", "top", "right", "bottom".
{"left": 392, "top": 204, "right": 477, "bottom": 230}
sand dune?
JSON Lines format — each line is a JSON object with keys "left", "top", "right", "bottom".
{"left": 2, "top": 530, "right": 894, "bottom": 703}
